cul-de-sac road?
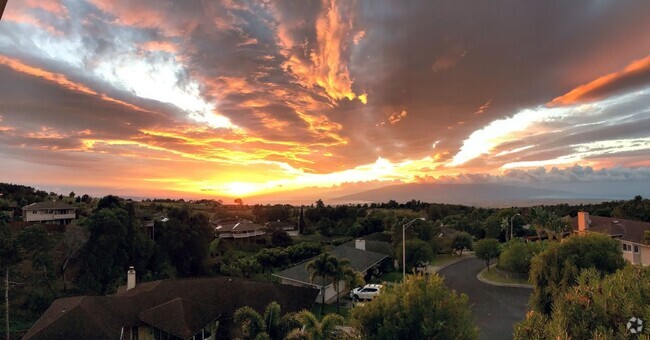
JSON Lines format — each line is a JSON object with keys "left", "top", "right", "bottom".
{"left": 437, "top": 257, "right": 532, "bottom": 340}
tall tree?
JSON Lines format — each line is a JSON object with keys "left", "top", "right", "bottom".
{"left": 351, "top": 274, "right": 478, "bottom": 339}
{"left": 61, "top": 224, "right": 87, "bottom": 292}
{"left": 306, "top": 253, "right": 337, "bottom": 315}
{"left": 298, "top": 206, "right": 305, "bottom": 235}
{"left": 157, "top": 208, "right": 213, "bottom": 277}
{"left": 474, "top": 238, "right": 500, "bottom": 271}
{"left": 451, "top": 232, "right": 473, "bottom": 256}
{"left": 529, "top": 233, "right": 626, "bottom": 314}
{"left": 530, "top": 207, "right": 549, "bottom": 240}
{"left": 77, "top": 207, "right": 131, "bottom": 294}
{"left": 330, "top": 257, "right": 363, "bottom": 314}
{"left": 17, "top": 225, "right": 56, "bottom": 296}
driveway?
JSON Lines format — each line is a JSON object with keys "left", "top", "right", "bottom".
{"left": 437, "top": 257, "right": 531, "bottom": 340}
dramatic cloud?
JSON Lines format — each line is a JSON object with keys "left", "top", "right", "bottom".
{"left": 1, "top": 0, "right": 649, "bottom": 199}
{"left": 550, "top": 55, "right": 650, "bottom": 106}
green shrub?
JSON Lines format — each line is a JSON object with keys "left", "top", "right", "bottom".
{"left": 498, "top": 240, "right": 547, "bottom": 275}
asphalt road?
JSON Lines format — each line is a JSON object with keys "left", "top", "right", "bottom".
{"left": 437, "top": 257, "right": 532, "bottom": 340}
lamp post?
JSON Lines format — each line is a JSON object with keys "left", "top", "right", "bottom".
{"left": 403, "top": 217, "right": 426, "bottom": 281}
{"left": 510, "top": 213, "right": 521, "bottom": 240}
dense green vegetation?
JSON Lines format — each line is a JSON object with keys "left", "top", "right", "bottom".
{"left": 350, "top": 274, "right": 478, "bottom": 339}
{"left": 515, "top": 266, "right": 650, "bottom": 339}
{"left": 529, "top": 233, "right": 626, "bottom": 314}
{"left": 3, "top": 182, "right": 650, "bottom": 337}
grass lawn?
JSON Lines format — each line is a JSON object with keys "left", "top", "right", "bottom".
{"left": 311, "top": 302, "right": 351, "bottom": 320}
{"left": 376, "top": 271, "right": 403, "bottom": 283}
{"left": 480, "top": 266, "right": 530, "bottom": 286}
{"left": 430, "top": 253, "right": 469, "bottom": 266}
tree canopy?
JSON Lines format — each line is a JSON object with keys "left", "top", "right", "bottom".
{"left": 515, "top": 266, "right": 650, "bottom": 339}
{"left": 351, "top": 274, "right": 478, "bottom": 339}
{"left": 529, "top": 233, "right": 626, "bottom": 314}
{"left": 474, "top": 238, "right": 500, "bottom": 271}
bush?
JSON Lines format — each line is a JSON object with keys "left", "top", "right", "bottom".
{"left": 497, "top": 240, "right": 547, "bottom": 275}
{"left": 515, "top": 266, "right": 650, "bottom": 339}
{"left": 529, "top": 233, "right": 626, "bottom": 314}
{"left": 351, "top": 275, "right": 478, "bottom": 339}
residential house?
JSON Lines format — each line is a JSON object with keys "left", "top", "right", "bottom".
{"left": 22, "top": 201, "right": 76, "bottom": 225}
{"left": 573, "top": 211, "right": 650, "bottom": 266}
{"left": 213, "top": 218, "right": 267, "bottom": 240}
{"left": 273, "top": 241, "right": 389, "bottom": 303}
{"left": 24, "top": 269, "right": 318, "bottom": 339}
{"left": 265, "top": 220, "right": 299, "bottom": 236}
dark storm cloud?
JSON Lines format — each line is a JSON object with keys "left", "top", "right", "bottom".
{"left": 1, "top": 0, "right": 650, "bottom": 197}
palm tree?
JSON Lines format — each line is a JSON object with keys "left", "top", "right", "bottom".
{"left": 286, "top": 310, "right": 345, "bottom": 340}
{"left": 233, "top": 301, "right": 300, "bottom": 340}
{"left": 306, "top": 253, "right": 337, "bottom": 315}
{"left": 545, "top": 214, "right": 571, "bottom": 241}
{"left": 531, "top": 207, "right": 549, "bottom": 240}
{"left": 331, "top": 258, "right": 363, "bottom": 314}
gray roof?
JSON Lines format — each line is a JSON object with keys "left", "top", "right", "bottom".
{"left": 342, "top": 240, "right": 393, "bottom": 256}
{"left": 273, "top": 245, "right": 388, "bottom": 287}
{"left": 22, "top": 201, "right": 76, "bottom": 211}
{"left": 214, "top": 218, "right": 265, "bottom": 233}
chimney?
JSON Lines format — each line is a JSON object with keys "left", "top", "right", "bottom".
{"left": 127, "top": 266, "right": 136, "bottom": 291}
{"left": 577, "top": 211, "right": 590, "bottom": 232}
{"left": 355, "top": 239, "right": 366, "bottom": 251}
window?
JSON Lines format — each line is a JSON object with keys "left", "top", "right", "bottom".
{"left": 623, "top": 243, "right": 632, "bottom": 252}
{"left": 634, "top": 245, "right": 639, "bottom": 253}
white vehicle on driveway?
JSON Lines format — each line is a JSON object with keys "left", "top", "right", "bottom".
{"left": 350, "top": 284, "right": 383, "bottom": 301}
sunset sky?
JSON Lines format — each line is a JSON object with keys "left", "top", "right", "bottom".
{"left": 1, "top": 0, "right": 649, "bottom": 201}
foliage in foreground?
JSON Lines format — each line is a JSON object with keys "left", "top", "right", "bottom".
{"left": 529, "top": 233, "right": 626, "bottom": 314}
{"left": 351, "top": 274, "right": 478, "bottom": 339}
{"left": 234, "top": 302, "right": 345, "bottom": 340}
{"left": 233, "top": 301, "right": 300, "bottom": 340}
{"left": 514, "top": 266, "right": 650, "bottom": 339}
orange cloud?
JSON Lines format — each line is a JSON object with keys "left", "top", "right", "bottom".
{"left": 353, "top": 30, "right": 366, "bottom": 45}
{"left": 474, "top": 99, "right": 492, "bottom": 115}
{"left": 140, "top": 41, "right": 177, "bottom": 53}
{"left": 276, "top": 0, "right": 365, "bottom": 104}
{"left": 550, "top": 55, "right": 650, "bottom": 106}
{"left": 377, "top": 110, "right": 408, "bottom": 126}
{"left": 25, "top": 0, "right": 67, "bottom": 15}
{"left": 0, "top": 55, "right": 97, "bottom": 96}
{"left": 0, "top": 55, "right": 152, "bottom": 114}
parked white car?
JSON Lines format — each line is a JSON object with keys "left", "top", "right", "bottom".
{"left": 350, "top": 284, "right": 383, "bottom": 301}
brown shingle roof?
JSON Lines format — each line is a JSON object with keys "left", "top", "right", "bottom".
{"left": 139, "top": 298, "right": 221, "bottom": 339}
{"left": 24, "top": 276, "right": 319, "bottom": 340}
{"left": 22, "top": 201, "right": 76, "bottom": 211}
{"left": 572, "top": 215, "right": 650, "bottom": 245}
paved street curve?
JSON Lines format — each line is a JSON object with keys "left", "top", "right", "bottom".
{"left": 437, "top": 257, "right": 532, "bottom": 340}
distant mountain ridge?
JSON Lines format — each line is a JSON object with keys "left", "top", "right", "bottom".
{"left": 333, "top": 182, "right": 600, "bottom": 207}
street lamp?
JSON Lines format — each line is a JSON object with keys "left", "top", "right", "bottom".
{"left": 510, "top": 213, "right": 521, "bottom": 240}
{"left": 403, "top": 217, "right": 426, "bottom": 281}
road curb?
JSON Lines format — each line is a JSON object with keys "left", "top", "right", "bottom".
{"left": 476, "top": 264, "right": 533, "bottom": 289}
